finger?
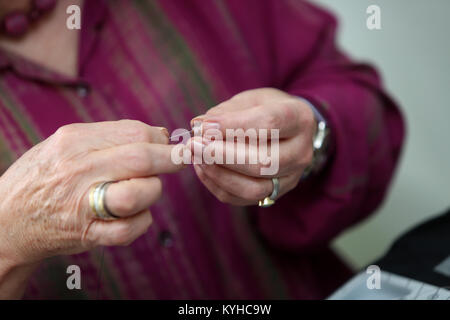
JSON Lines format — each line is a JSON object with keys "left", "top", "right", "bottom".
{"left": 197, "top": 164, "right": 272, "bottom": 202}
{"left": 104, "top": 177, "right": 162, "bottom": 218}
{"left": 188, "top": 136, "right": 309, "bottom": 178}
{"left": 198, "top": 164, "right": 299, "bottom": 202}
{"left": 191, "top": 88, "right": 282, "bottom": 125}
{"left": 190, "top": 101, "right": 240, "bottom": 127}
{"left": 198, "top": 102, "right": 305, "bottom": 139}
{"left": 53, "top": 120, "right": 169, "bottom": 151}
{"left": 193, "top": 165, "right": 250, "bottom": 206}
{"left": 188, "top": 137, "right": 272, "bottom": 177}
{"left": 204, "top": 98, "right": 245, "bottom": 115}
{"left": 219, "top": 136, "right": 312, "bottom": 177}
{"left": 84, "top": 210, "right": 153, "bottom": 247}
{"left": 87, "top": 143, "right": 186, "bottom": 181}
{"left": 188, "top": 135, "right": 261, "bottom": 167}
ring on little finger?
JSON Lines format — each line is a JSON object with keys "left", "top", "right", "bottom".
{"left": 258, "top": 177, "right": 280, "bottom": 208}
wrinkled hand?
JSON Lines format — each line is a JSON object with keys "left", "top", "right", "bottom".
{"left": 0, "top": 120, "right": 185, "bottom": 268}
{"left": 189, "top": 88, "right": 317, "bottom": 206}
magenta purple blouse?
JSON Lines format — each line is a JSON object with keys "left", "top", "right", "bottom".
{"left": 0, "top": 0, "right": 405, "bottom": 299}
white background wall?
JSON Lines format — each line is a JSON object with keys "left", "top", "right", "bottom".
{"left": 313, "top": 0, "right": 450, "bottom": 268}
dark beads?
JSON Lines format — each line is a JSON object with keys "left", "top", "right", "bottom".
{"left": 3, "top": 12, "right": 30, "bottom": 37}
{"left": 1, "top": 0, "right": 57, "bottom": 37}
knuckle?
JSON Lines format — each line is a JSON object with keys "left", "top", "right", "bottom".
{"left": 279, "top": 101, "right": 295, "bottom": 119}
{"left": 52, "top": 124, "right": 79, "bottom": 151}
{"left": 280, "top": 101, "right": 299, "bottom": 129}
{"left": 55, "top": 123, "right": 79, "bottom": 137}
{"left": 121, "top": 120, "right": 153, "bottom": 142}
{"left": 231, "top": 89, "right": 251, "bottom": 100}
{"left": 119, "top": 119, "right": 145, "bottom": 128}
{"left": 265, "top": 112, "right": 281, "bottom": 130}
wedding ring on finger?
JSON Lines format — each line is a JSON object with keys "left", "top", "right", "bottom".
{"left": 258, "top": 177, "right": 280, "bottom": 208}
{"left": 89, "top": 181, "right": 119, "bottom": 220}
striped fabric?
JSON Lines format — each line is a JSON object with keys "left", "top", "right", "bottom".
{"left": 0, "top": 0, "right": 404, "bottom": 299}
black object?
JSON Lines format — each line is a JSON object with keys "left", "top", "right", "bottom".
{"left": 159, "top": 230, "right": 174, "bottom": 248}
{"left": 374, "top": 208, "right": 450, "bottom": 288}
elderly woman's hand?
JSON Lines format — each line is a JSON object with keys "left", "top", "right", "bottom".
{"left": 0, "top": 120, "right": 184, "bottom": 274}
{"left": 189, "top": 88, "right": 317, "bottom": 206}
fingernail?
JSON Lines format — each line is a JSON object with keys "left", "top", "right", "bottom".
{"left": 190, "top": 117, "right": 204, "bottom": 128}
{"left": 158, "top": 127, "right": 169, "bottom": 138}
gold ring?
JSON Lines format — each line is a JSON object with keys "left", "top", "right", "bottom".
{"left": 89, "top": 181, "right": 118, "bottom": 220}
{"left": 258, "top": 178, "right": 280, "bottom": 208}
{"left": 258, "top": 197, "right": 275, "bottom": 208}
